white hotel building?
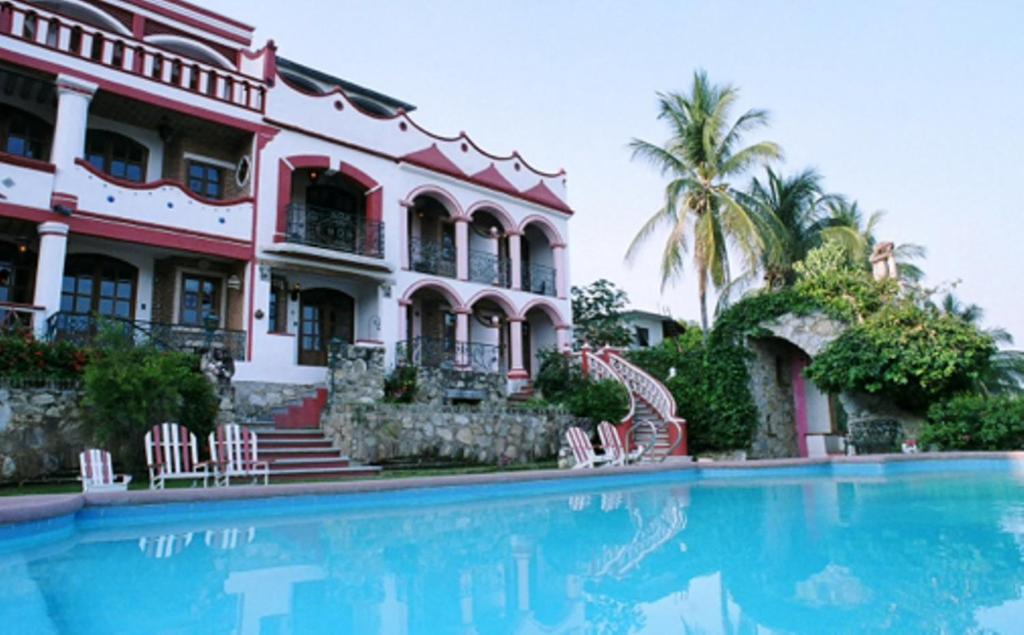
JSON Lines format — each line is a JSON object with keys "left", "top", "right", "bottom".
{"left": 0, "top": 0, "right": 573, "bottom": 390}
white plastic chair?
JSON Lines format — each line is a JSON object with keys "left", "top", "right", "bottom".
{"left": 78, "top": 448, "right": 132, "bottom": 492}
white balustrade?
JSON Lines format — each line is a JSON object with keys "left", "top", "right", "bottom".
{"left": 3, "top": 1, "right": 265, "bottom": 112}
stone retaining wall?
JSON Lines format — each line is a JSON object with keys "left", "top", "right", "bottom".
{"left": 0, "top": 384, "right": 84, "bottom": 482}
{"left": 322, "top": 403, "right": 574, "bottom": 465}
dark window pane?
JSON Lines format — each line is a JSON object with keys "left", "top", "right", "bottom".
{"left": 6, "top": 137, "right": 26, "bottom": 157}
{"left": 98, "top": 299, "right": 113, "bottom": 315}
{"left": 75, "top": 297, "right": 90, "bottom": 313}
{"left": 189, "top": 164, "right": 204, "bottom": 178}
{"left": 125, "top": 164, "right": 142, "bottom": 182}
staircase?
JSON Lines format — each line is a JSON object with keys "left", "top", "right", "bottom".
{"left": 242, "top": 387, "right": 381, "bottom": 482}
{"left": 575, "top": 346, "right": 688, "bottom": 462}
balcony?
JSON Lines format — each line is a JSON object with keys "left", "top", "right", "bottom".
{"left": 469, "top": 249, "right": 511, "bottom": 288}
{"left": 396, "top": 337, "right": 504, "bottom": 375}
{"left": 3, "top": 0, "right": 265, "bottom": 112}
{"left": 0, "top": 302, "right": 43, "bottom": 335}
{"left": 409, "top": 237, "right": 456, "bottom": 278}
{"left": 522, "top": 263, "right": 557, "bottom": 297}
{"left": 285, "top": 203, "right": 384, "bottom": 259}
{"left": 47, "top": 312, "right": 247, "bottom": 360}
{"left": 72, "top": 160, "right": 254, "bottom": 244}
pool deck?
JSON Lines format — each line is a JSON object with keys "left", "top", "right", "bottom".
{"left": 2, "top": 451, "right": 1022, "bottom": 526}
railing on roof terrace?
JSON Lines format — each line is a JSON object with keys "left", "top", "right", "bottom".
{"left": 396, "top": 337, "right": 505, "bottom": 375}
{"left": 47, "top": 312, "right": 247, "bottom": 360}
{"left": 469, "top": 249, "right": 511, "bottom": 288}
{"left": 409, "top": 237, "right": 457, "bottom": 278}
{"left": 286, "top": 203, "right": 385, "bottom": 259}
{"left": 523, "top": 262, "right": 557, "bottom": 297}
{"left": 3, "top": 0, "right": 265, "bottom": 112}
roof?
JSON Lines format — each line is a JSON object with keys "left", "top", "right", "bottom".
{"left": 622, "top": 309, "right": 676, "bottom": 322}
{"left": 277, "top": 57, "right": 416, "bottom": 113}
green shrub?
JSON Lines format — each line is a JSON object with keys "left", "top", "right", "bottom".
{"left": 534, "top": 349, "right": 584, "bottom": 403}
{"left": 565, "top": 379, "right": 630, "bottom": 425}
{"left": 384, "top": 365, "right": 418, "bottom": 403}
{"left": 793, "top": 241, "right": 898, "bottom": 323}
{"left": 806, "top": 304, "right": 995, "bottom": 412}
{"left": 81, "top": 328, "right": 217, "bottom": 473}
{"left": 0, "top": 333, "right": 88, "bottom": 380}
{"left": 920, "top": 394, "right": 1024, "bottom": 450}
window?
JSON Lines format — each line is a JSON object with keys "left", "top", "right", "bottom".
{"left": 179, "top": 274, "right": 220, "bottom": 326}
{"left": 187, "top": 160, "right": 223, "bottom": 199}
{"left": 268, "top": 276, "right": 288, "bottom": 333}
{"left": 635, "top": 327, "right": 650, "bottom": 348}
{"left": 85, "top": 130, "right": 147, "bottom": 182}
{"left": 0, "top": 105, "right": 52, "bottom": 160}
{"left": 60, "top": 255, "right": 136, "bottom": 318}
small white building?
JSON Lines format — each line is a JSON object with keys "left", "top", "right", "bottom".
{"left": 621, "top": 310, "right": 685, "bottom": 349}
{"left": 0, "top": 0, "right": 573, "bottom": 393}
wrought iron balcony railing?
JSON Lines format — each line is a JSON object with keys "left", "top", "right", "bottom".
{"left": 409, "top": 237, "right": 457, "bottom": 278}
{"left": 396, "top": 337, "right": 505, "bottom": 375}
{"left": 523, "top": 262, "right": 557, "bottom": 297}
{"left": 0, "top": 302, "right": 41, "bottom": 335}
{"left": 46, "top": 312, "right": 247, "bottom": 360}
{"left": 469, "top": 249, "right": 511, "bottom": 288}
{"left": 286, "top": 203, "right": 385, "bottom": 259}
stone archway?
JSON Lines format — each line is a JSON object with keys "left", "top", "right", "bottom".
{"left": 746, "top": 312, "right": 923, "bottom": 458}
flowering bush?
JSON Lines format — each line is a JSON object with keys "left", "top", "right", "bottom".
{"left": 0, "top": 333, "right": 88, "bottom": 380}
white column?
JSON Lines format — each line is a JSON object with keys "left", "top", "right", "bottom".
{"left": 32, "top": 222, "right": 70, "bottom": 334}
{"left": 455, "top": 309, "right": 470, "bottom": 368}
{"left": 51, "top": 74, "right": 97, "bottom": 202}
{"left": 508, "top": 318, "right": 528, "bottom": 380}
{"left": 556, "top": 325, "right": 572, "bottom": 352}
{"left": 509, "top": 232, "right": 522, "bottom": 290}
{"left": 552, "top": 243, "right": 567, "bottom": 299}
{"left": 455, "top": 217, "right": 469, "bottom": 281}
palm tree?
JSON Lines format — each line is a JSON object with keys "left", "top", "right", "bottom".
{"left": 939, "top": 293, "right": 1023, "bottom": 394}
{"left": 744, "top": 167, "right": 871, "bottom": 289}
{"left": 626, "top": 70, "right": 782, "bottom": 332}
{"left": 824, "top": 198, "right": 927, "bottom": 282}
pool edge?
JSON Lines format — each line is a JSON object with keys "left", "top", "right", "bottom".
{"left": 3, "top": 451, "right": 1023, "bottom": 527}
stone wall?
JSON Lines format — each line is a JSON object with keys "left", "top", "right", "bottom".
{"left": 746, "top": 337, "right": 800, "bottom": 459}
{"left": 230, "top": 381, "right": 321, "bottom": 422}
{"left": 329, "top": 344, "right": 386, "bottom": 405}
{"left": 0, "top": 383, "right": 84, "bottom": 482}
{"left": 414, "top": 366, "right": 505, "bottom": 405}
{"left": 322, "top": 403, "right": 574, "bottom": 465}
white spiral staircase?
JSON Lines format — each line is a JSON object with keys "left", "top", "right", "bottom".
{"left": 572, "top": 345, "right": 688, "bottom": 461}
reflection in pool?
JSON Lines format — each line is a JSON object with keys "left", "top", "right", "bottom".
{"left": 3, "top": 464, "right": 1024, "bottom": 634}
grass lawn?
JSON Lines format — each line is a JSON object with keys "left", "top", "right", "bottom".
{"left": 0, "top": 460, "right": 559, "bottom": 497}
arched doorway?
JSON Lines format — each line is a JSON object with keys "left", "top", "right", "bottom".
{"left": 408, "top": 194, "right": 456, "bottom": 277}
{"left": 298, "top": 288, "right": 354, "bottom": 366}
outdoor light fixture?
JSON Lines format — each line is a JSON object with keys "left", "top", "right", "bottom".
{"left": 226, "top": 274, "right": 242, "bottom": 290}
{"left": 290, "top": 282, "right": 302, "bottom": 301}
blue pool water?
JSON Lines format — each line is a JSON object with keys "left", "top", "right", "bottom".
{"left": 3, "top": 460, "right": 1024, "bottom": 634}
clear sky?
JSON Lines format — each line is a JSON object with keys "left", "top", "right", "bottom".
{"left": 208, "top": 0, "right": 1024, "bottom": 345}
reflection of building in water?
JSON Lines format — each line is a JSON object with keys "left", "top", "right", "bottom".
{"left": 224, "top": 564, "right": 326, "bottom": 635}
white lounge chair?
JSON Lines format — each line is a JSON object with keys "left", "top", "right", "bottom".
{"left": 78, "top": 448, "right": 132, "bottom": 492}
{"left": 145, "top": 423, "right": 210, "bottom": 489}
{"left": 565, "top": 426, "right": 613, "bottom": 469}
{"left": 598, "top": 421, "right": 646, "bottom": 466}
{"left": 208, "top": 424, "right": 270, "bottom": 486}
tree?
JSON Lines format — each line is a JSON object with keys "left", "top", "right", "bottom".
{"left": 824, "top": 197, "right": 926, "bottom": 282}
{"left": 939, "top": 293, "right": 1024, "bottom": 395}
{"left": 627, "top": 69, "right": 782, "bottom": 332}
{"left": 571, "top": 279, "right": 633, "bottom": 347}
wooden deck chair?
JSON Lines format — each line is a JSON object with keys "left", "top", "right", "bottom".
{"left": 598, "top": 422, "right": 646, "bottom": 466}
{"left": 565, "top": 426, "right": 612, "bottom": 469}
{"left": 78, "top": 448, "right": 132, "bottom": 492}
{"left": 145, "top": 423, "right": 210, "bottom": 489}
{"left": 209, "top": 424, "right": 270, "bottom": 486}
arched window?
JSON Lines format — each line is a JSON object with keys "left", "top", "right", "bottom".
{"left": 60, "top": 254, "right": 137, "bottom": 318}
{"left": 85, "top": 130, "right": 148, "bottom": 182}
{"left": 0, "top": 105, "right": 52, "bottom": 160}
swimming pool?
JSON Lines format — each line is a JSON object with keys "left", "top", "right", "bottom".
{"left": 2, "top": 458, "right": 1024, "bottom": 634}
